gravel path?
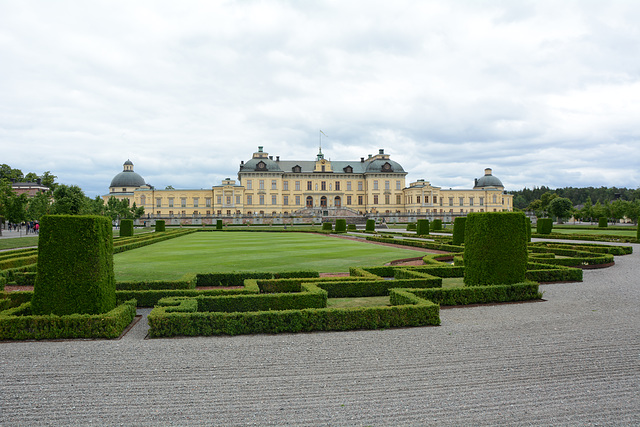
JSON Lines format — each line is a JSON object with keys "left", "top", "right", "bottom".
{"left": 1, "top": 242, "right": 638, "bottom": 426}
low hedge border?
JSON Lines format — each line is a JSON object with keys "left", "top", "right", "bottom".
{"left": 116, "top": 273, "right": 197, "bottom": 290}
{"left": 366, "top": 235, "right": 464, "bottom": 253}
{"left": 531, "top": 232, "right": 637, "bottom": 243}
{"left": 196, "top": 270, "right": 319, "bottom": 287}
{"left": 526, "top": 262, "right": 583, "bottom": 282}
{"left": 530, "top": 242, "right": 632, "bottom": 256}
{"left": 0, "top": 299, "right": 137, "bottom": 340}
{"left": 404, "top": 281, "right": 541, "bottom": 306}
{"left": 147, "top": 291, "right": 440, "bottom": 337}
{"left": 115, "top": 286, "right": 259, "bottom": 308}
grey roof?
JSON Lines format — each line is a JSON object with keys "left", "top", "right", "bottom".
{"left": 240, "top": 159, "right": 406, "bottom": 174}
{"left": 110, "top": 171, "right": 146, "bottom": 188}
{"left": 474, "top": 174, "right": 504, "bottom": 188}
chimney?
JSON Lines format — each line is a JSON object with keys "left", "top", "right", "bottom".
{"left": 240, "top": 160, "right": 244, "bottom": 166}
{"left": 36, "top": 178, "right": 42, "bottom": 185}
{"left": 276, "top": 156, "right": 280, "bottom": 161}
{"left": 361, "top": 157, "right": 365, "bottom": 162}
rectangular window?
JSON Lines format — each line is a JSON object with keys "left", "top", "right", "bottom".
{"left": 272, "top": 195, "right": 277, "bottom": 205}
{"left": 459, "top": 197, "right": 464, "bottom": 206}
{"left": 385, "top": 195, "right": 390, "bottom": 204}
{"left": 347, "top": 181, "right": 351, "bottom": 191}
{"left": 206, "top": 197, "right": 212, "bottom": 207}
{"left": 358, "top": 195, "right": 363, "bottom": 205}
{"left": 347, "top": 195, "right": 352, "bottom": 205}
{"left": 271, "top": 180, "right": 277, "bottom": 190}
{"left": 193, "top": 198, "right": 199, "bottom": 207}
{"left": 156, "top": 198, "right": 162, "bottom": 208}
{"left": 217, "top": 196, "right": 222, "bottom": 204}
{"left": 168, "top": 197, "right": 174, "bottom": 208}
{"left": 181, "top": 198, "right": 187, "bottom": 208}
{"left": 358, "top": 181, "right": 363, "bottom": 191}
{"left": 479, "top": 197, "right": 484, "bottom": 206}
{"left": 396, "top": 181, "right": 401, "bottom": 190}
{"left": 373, "top": 195, "right": 379, "bottom": 204}
{"left": 283, "top": 195, "right": 288, "bottom": 205}
{"left": 373, "top": 180, "right": 378, "bottom": 190}
{"left": 493, "top": 195, "right": 497, "bottom": 203}
{"left": 396, "top": 195, "right": 402, "bottom": 204}
{"left": 227, "top": 210, "right": 231, "bottom": 215}
{"left": 295, "top": 195, "right": 300, "bottom": 205}
{"left": 259, "top": 195, "right": 265, "bottom": 205}
{"left": 385, "top": 180, "right": 390, "bottom": 190}
{"left": 295, "top": 181, "right": 300, "bottom": 191}
{"left": 448, "top": 197, "right": 453, "bottom": 206}
{"left": 247, "top": 195, "right": 252, "bottom": 205}
{"left": 335, "top": 181, "right": 340, "bottom": 191}
{"left": 417, "top": 196, "right": 421, "bottom": 204}
{"left": 433, "top": 195, "right": 437, "bottom": 204}
{"left": 226, "top": 196, "right": 231, "bottom": 205}
{"left": 321, "top": 181, "right": 326, "bottom": 191}
{"left": 307, "top": 181, "right": 312, "bottom": 190}
{"left": 246, "top": 180, "right": 252, "bottom": 190}
{"left": 469, "top": 197, "right": 474, "bottom": 206}
{"left": 236, "top": 195, "right": 241, "bottom": 204}
{"left": 283, "top": 181, "right": 288, "bottom": 191}
{"left": 259, "top": 180, "right": 264, "bottom": 190}
{"left": 425, "top": 196, "right": 429, "bottom": 203}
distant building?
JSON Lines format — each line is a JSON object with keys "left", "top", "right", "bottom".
{"left": 104, "top": 148, "right": 512, "bottom": 221}
{"left": 11, "top": 179, "right": 49, "bottom": 197}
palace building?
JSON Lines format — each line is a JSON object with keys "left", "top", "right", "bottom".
{"left": 104, "top": 147, "right": 512, "bottom": 221}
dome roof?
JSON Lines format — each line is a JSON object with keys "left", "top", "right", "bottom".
{"left": 474, "top": 168, "right": 504, "bottom": 188}
{"left": 110, "top": 160, "right": 146, "bottom": 188}
{"left": 364, "top": 158, "right": 406, "bottom": 173}
{"left": 240, "top": 157, "right": 283, "bottom": 172}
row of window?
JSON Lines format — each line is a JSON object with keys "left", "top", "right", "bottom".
{"left": 244, "top": 194, "right": 403, "bottom": 206}
{"left": 405, "top": 195, "right": 506, "bottom": 206}
{"left": 245, "top": 179, "right": 402, "bottom": 191}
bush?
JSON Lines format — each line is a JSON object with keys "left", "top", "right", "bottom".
{"left": 464, "top": 212, "right": 528, "bottom": 286}
{"left": 0, "top": 300, "right": 136, "bottom": 340}
{"left": 407, "top": 282, "right": 541, "bottom": 306}
{"left": 155, "top": 220, "right": 165, "bottom": 232}
{"left": 31, "top": 215, "right": 116, "bottom": 316}
{"left": 335, "top": 219, "right": 347, "bottom": 233}
{"left": 322, "top": 222, "right": 333, "bottom": 231}
{"left": 452, "top": 217, "right": 466, "bottom": 245}
{"left": 598, "top": 217, "right": 608, "bottom": 227}
{"left": 526, "top": 217, "right": 532, "bottom": 242}
{"left": 216, "top": 219, "right": 223, "bottom": 230}
{"left": 365, "top": 219, "right": 375, "bottom": 232}
{"left": 406, "top": 223, "right": 416, "bottom": 231}
{"left": 120, "top": 219, "right": 134, "bottom": 237}
{"left": 537, "top": 218, "right": 553, "bottom": 234}
{"left": 416, "top": 219, "right": 430, "bottom": 235}
{"left": 430, "top": 219, "right": 442, "bottom": 231}
{"left": 347, "top": 224, "right": 357, "bottom": 231}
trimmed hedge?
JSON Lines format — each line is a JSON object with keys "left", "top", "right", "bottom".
{"left": 416, "top": 219, "right": 430, "bottom": 236}
{"left": 598, "top": 217, "right": 608, "bottom": 227}
{"left": 430, "top": 219, "right": 442, "bottom": 231}
{"left": 526, "top": 217, "right": 532, "bottom": 242}
{"left": 31, "top": 215, "right": 116, "bottom": 316}
{"left": 464, "top": 212, "right": 528, "bottom": 286}
{"left": 406, "top": 223, "right": 416, "bottom": 231}
{"left": 155, "top": 220, "right": 166, "bottom": 232}
{"left": 120, "top": 219, "right": 134, "bottom": 237}
{"left": 405, "top": 281, "right": 541, "bottom": 306}
{"left": 347, "top": 224, "right": 357, "bottom": 231}
{"left": 335, "top": 219, "right": 347, "bottom": 233}
{"left": 322, "top": 222, "right": 333, "bottom": 231}
{"left": 526, "top": 262, "right": 583, "bottom": 282}
{"left": 0, "top": 299, "right": 136, "bottom": 340}
{"left": 365, "top": 219, "right": 375, "bottom": 232}
{"left": 147, "top": 291, "right": 440, "bottom": 337}
{"left": 366, "top": 235, "right": 464, "bottom": 253}
{"left": 116, "top": 273, "right": 197, "bottom": 290}
{"left": 537, "top": 218, "right": 553, "bottom": 234}
{"left": 216, "top": 219, "right": 223, "bottom": 230}
{"left": 196, "top": 270, "right": 319, "bottom": 287}
{"left": 452, "top": 217, "right": 466, "bottom": 245}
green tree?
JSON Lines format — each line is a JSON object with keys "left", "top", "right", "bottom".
{"left": 592, "top": 201, "right": 607, "bottom": 220}
{"left": 24, "top": 172, "right": 39, "bottom": 182}
{"left": 27, "top": 191, "right": 52, "bottom": 220}
{"left": 0, "top": 164, "right": 24, "bottom": 181}
{"left": 41, "top": 171, "right": 58, "bottom": 191}
{"left": 609, "top": 199, "right": 627, "bottom": 224}
{"left": 51, "top": 185, "right": 87, "bottom": 215}
{"left": 548, "top": 197, "right": 573, "bottom": 224}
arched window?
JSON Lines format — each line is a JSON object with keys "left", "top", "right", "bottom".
{"left": 306, "top": 196, "right": 313, "bottom": 208}
{"left": 334, "top": 196, "right": 341, "bottom": 208}
{"left": 320, "top": 196, "right": 327, "bottom": 208}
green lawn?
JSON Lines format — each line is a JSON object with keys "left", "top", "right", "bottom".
{"left": 114, "top": 231, "right": 428, "bottom": 281}
{"left": 542, "top": 228, "right": 637, "bottom": 237}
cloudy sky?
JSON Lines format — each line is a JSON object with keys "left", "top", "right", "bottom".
{"left": 2, "top": 0, "right": 639, "bottom": 197}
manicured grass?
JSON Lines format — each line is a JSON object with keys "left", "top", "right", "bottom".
{"left": 0, "top": 236, "right": 39, "bottom": 250}
{"left": 327, "top": 296, "right": 390, "bottom": 308}
{"left": 543, "top": 228, "right": 637, "bottom": 237}
{"left": 442, "top": 277, "right": 465, "bottom": 288}
{"left": 114, "top": 232, "right": 429, "bottom": 280}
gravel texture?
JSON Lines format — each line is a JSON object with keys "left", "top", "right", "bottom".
{"left": 1, "top": 241, "right": 638, "bottom": 426}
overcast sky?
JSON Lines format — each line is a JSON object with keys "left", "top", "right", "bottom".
{"left": 2, "top": 0, "right": 639, "bottom": 197}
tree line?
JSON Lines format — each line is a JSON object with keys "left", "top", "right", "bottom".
{"left": 507, "top": 185, "right": 640, "bottom": 224}
{"left": 0, "top": 164, "right": 144, "bottom": 230}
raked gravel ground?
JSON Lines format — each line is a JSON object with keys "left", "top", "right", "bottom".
{"left": 1, "top": 240, "right": 638, "bottom": 426}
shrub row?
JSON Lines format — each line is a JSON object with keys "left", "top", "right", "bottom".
{"left": 416, "top": 219, "right": 430, "bottom": 235}
{"left": 526, "top": 262, "right": 583, "bottom": 282}
{"left": 116, "top": 273, "right": 197, "bottom": 290}
{"left": 405, "top": 281, "right": 541, "bottom": 306}
{"left": 530, "top": 242, "right": 632, "bottom": 256}
{"left": 147, "top": 292, "right": 440, "bottom": 337}
{"left": 0, "top": 254, "right": 39, "bottom": 271}
{"left": 196, "top": 270, "right": 319, "bottom": 287}
{"left": 0, "top": 299, "right": 136, "bottom": 340}
{"left": 366, "top": 236, "right": 464, "bottom": 253}
{"left": 530, "top": 232, "right": 637, "bottom": 243}
{"left": 120, "top": 219, "right": 134, "bottom": 237}
{"left": 537, "top": 218, "right": 553, "bottom": 234}
{"left": 115, "top": 286, "right": 258, "bottom": 308}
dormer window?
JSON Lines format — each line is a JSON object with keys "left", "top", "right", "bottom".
{"left": 292, "top": 165, "right": 301, "bottom": 173}
{"left": 256, "top": 161, "right": 267, "bottom": 171}
{"left": 343, "top": 165, "right": 353, "bottom": 173}
{"left": 382, "top": 162, "right": 393, "bottom": 172}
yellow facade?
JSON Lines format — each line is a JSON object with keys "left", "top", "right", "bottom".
{"left": 104, "top": 148, "right": 512, "bottom": 220}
